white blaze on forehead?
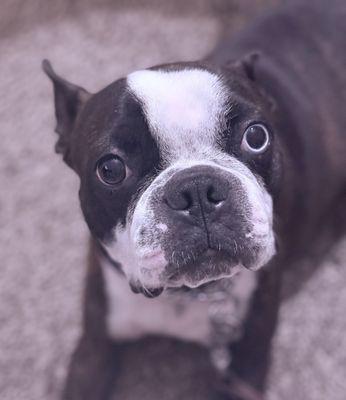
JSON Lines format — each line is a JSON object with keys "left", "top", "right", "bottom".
{"left": 127, "top": 69, "right": 229, "bottom": 158}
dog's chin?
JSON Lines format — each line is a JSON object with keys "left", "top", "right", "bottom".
{"left": 166, "top": 264, "right": 243, "bottom": 289}
{"left": 130, "top": 249, "right": 250, "bottom": 298}
{"left": 165, "top": 249, "right": 243, "bottom": 288}
{"left": 130, "top": 265, "right": 241, "bottom": 298}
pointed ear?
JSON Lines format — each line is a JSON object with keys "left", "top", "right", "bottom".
{"left": 42, "top": 59, "right": 91, "bottom": 167}
{"left": 234, "top": 52, "right": 261, "bottom": 82}
{"left": 233, "top": 52, "right": 276, "bottom": 111}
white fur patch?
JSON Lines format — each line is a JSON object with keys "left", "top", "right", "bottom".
{"left": 127, "top": 68, "right": 229, "bottom": 161}
{"left": 104, "top": 222, "right": 167, "bottom": 289}
{"left": 101, "top": 256, "right": 257, "bottom": 345}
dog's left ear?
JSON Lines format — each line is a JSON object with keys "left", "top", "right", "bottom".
{"left": 235, "top": 52, "right": 261, "bottom": 82}
{"left": 42, "top": 59, "right": 91, "bottom": 167}
{"left": 233, "top": 52, "right": 277, "bottom": 111}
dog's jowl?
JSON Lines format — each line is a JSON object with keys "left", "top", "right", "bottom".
{"left": 44, "top": 1, "right": 346, "bottom": 399}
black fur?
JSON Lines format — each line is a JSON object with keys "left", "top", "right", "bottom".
{"left": 44, "top": 1, "right": 346, "bottom": 399}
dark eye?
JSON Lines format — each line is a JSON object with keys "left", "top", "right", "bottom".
{"left": 96, "top": 155, "right": 126, "bottom": 185}
{"left": 241, "top": 124, "right": 270, "bottom": 154}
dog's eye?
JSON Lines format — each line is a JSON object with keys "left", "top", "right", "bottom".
{"left": 96, "top": 155, "right": 126, "bottom": 185}
{"left": 241, "top": 124, "right": 270, "bottom": 154}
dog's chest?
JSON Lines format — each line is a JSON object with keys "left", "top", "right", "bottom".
{"left": 101, "top": 260, "right": 257, "bottom": 346}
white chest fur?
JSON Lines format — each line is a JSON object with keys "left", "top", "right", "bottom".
{"left": 101, "top": 259, "right": 257, "bottom": 346}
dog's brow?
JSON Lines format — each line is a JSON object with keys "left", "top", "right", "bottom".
{"left": 127, "top": 69, "right": 229, "bottom": 161}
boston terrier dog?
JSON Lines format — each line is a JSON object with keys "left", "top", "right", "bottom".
{"left": 43, "top": 0, "right": 346, "bottom": 399}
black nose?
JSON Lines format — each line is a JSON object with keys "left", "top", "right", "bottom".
{"left": 164, "top": 166, "right": 230, "bottom": 214}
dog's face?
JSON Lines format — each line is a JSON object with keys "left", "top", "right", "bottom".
{"left": 44, "top": 58, "right": 279, "bottom": 297}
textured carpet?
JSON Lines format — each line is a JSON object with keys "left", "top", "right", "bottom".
{"left": 0, "top": 1, "right": 345, "bottom": 399}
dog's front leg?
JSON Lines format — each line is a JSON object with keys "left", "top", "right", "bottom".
{"left": 62, "top": 240, "right": 120, "bottom": 400}
{"left": 62, "top": 335, "right": 120, "bottom": 400}
{"left": 219, "top": 265, "right": 282, "bottom": 400}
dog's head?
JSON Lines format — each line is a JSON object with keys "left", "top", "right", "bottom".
{"left": 44, "top": 56, "right": 280, "bottom": 297}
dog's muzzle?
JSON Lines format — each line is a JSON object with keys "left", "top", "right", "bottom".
{"left": 104, "top": 162, "right": 275, "bottom": 297}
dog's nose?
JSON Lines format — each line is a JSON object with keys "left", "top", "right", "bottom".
{"left": 164, "top": 166, "right": 230, "bottom": 214}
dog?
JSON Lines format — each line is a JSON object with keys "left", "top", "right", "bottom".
{"left": 43, "top": 0, "right": 346, "bottom": 399}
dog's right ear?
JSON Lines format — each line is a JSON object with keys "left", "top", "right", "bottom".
{"left": 42, "top": 59, "right": 91, "bottom": 167}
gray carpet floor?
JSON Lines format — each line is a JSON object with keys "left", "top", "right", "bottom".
{"left": 1, "top": 1, "right": 345, "bottom": 399}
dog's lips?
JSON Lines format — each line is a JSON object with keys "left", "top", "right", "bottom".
{"left": 131, "top": 246, "right": 260, "bottom": 296}
{"left": 129, "top": 280, "right": 164, "bottom": 298}
{"left": 164, "top": 248, "right": 241, "bottom": 287}
{"left": 166, "top": 263, "right": 241, "bottom": 289}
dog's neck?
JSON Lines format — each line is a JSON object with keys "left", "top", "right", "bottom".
{"left": 99, "top": 251, "right": 258, "bottom": 371}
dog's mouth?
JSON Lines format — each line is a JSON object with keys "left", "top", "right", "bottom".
{"left": 166, "top": 248, "right": 242, "bottom": 287}
{"left": 129, "top": 282, "right": 164, "bottom": 298}
{"left": 130, "top": 248, "right": 241, "bottom": 298}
